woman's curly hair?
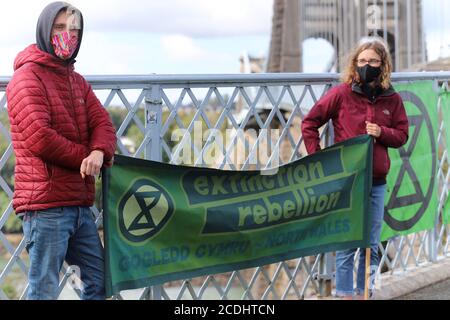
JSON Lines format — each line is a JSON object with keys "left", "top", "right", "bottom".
{"left": 341, "top": 37, "right": 393, "bottom": 90}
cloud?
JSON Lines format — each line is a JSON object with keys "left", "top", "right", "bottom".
{"left": 424, "top": 31, "right": 450, "bottom": 61}
{"left": 75, "top": 32, "right": 144, "bottom": 75}
{"left": 422, "top": 0, "right": 450, "bottom": 31}
{"left": 0, "top": 46, "right": 27, "bottom": 75}
{"left": 161, "top": 35, "right": 207, "bottom": 62}
{"left": 72, "top": 0, "right": 273, "bottom": 37}
{"left": 0, "top": 1, "right": 44, "bottom": 46}
{"left": 160, "top": 34, "right": 233, "bottom": 63}
{"left": 0, "top": 0, "right": 273, "bottom": 47}
{"left": 72, "top": 31, "right": 242, "bottom": 76}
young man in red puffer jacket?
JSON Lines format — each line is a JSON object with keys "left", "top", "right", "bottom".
{"left": 6, "top": 2, "right": 116, "bottom": 300}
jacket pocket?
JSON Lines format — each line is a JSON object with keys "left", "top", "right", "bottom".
{"left": 381, "top": 146, "right": 390, "bottom": 176}
{"left": 374, "top": 144, "right": 389, "bottom": 178}
{"left": 44, "top": 163, "right": 53, "bottom": 179}
{"left": 44, "top": 163, "right": 53, "bottom": 192}
{"left": 386, "top": 151, "right": 391, "bottom": 172}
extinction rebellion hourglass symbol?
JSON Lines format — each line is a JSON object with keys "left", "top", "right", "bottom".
{"left": 119, "top": 179, "right": 174, "bottom": 242}
{"left": 383, "top": 91, "right": 437, "bottom": 231}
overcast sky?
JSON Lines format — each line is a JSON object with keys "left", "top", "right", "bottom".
{"left": 0, "top": 0, "right": 449, "bottom": 76}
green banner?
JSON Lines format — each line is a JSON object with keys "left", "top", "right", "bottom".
{"left": 381, "top": 81, "right": 439, "bottom": 240}
{"left": 440, "top": 91, "right": 450, "bottom": 224}
{"left": 103, "top": 135, "right": 373, "bottom": 297}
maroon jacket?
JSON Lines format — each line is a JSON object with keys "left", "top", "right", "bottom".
{"left": 301, "top": 83, "right": 409, "bottom": 181}
{"left": 6, "top": 44, "right": 116, "bottom": 213}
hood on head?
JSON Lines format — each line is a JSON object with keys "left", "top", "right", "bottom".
{"left": 36, "top": 1, "right": 84, "bottom": 62}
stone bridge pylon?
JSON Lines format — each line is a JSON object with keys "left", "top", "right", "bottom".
{"left": 267, "top": 0, "right": 426, "bottom": 72}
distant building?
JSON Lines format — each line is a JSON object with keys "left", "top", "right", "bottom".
{"left": 240, "top": 52, "right": 266, "bottom": 74}
{"left": 408, "top": 56, "right": 450, "bottom": 72}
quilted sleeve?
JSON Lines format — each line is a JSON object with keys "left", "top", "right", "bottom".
{"left": 83, "top": 79, "right": 117, "bottom": 163}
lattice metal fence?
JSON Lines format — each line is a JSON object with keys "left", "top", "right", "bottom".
{"left": 0, "top": 72, "right": 449, "bottom": 300}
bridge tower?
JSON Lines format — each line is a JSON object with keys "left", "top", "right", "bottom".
{"left": 267, "top": 0, "right": 426, "bottom": 72}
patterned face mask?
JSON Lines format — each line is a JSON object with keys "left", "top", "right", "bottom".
{"left": 51, "top": 31, "right": 79, "bottom": 60}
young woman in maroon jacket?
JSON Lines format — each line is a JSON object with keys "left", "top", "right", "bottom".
{"left": 301, "top": 37, "right": 409, "bottom": 299}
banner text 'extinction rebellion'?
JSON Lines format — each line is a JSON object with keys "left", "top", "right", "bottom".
{"left": 103, "top": 135, "right": 373, "bottom": 296}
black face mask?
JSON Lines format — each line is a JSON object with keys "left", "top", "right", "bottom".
{"left": 357, "top": 64, "right": 382, "bottom": 84}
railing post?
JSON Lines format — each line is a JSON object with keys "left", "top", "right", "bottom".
{"left": 145, "top": 85, "right": 163, "bottom": 300}
{"left": 429, "top": 226, "right": 437, "bottom": 263}
{"left": 145, "top": 85, "right": 162, "bottom": 162}
{"left": 317, "top": 253, "right": 334, "bottom": 297}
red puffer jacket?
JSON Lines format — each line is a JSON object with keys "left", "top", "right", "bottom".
{"left": 6, "top": 44, "right": 116, "bottom": 213}
{"left": 301, "top": 83, "right": 409, "bottom": 181}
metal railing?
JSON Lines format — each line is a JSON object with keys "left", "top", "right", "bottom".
{"left": 0, "top": 72, "right": 449, "bottom": 300}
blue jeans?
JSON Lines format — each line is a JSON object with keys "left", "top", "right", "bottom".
{"left": 22, "top": 206, "right": 105, "bottom": 300}
{"left": 335, "top": 184, "right": 386, "bottom": 297}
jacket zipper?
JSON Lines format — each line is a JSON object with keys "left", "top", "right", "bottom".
{"left": 67, "top": 65, "right": 82, "bottom": 143}
{"left": 67, "top": 66, "right": 89, "bottom": 197}
{"left": 366, "top": 98, "right": 377, "bottom": 143}
{"left": 44, "top": 162, "right": 53, "bottom": 192}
